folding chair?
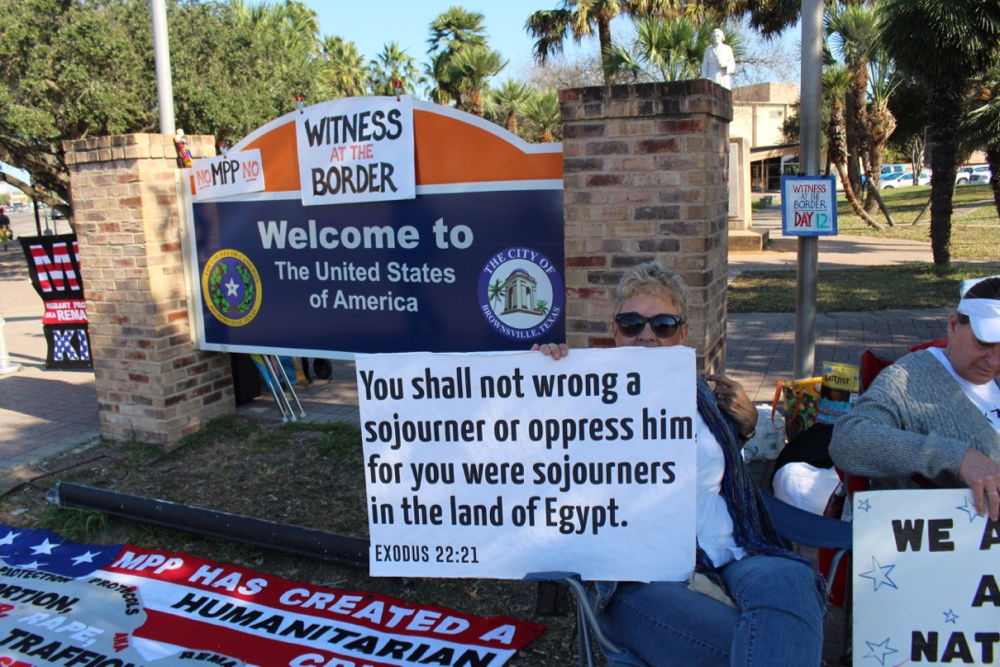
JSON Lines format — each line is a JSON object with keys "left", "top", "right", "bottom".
{"left": 759, "top": 489, "right": 853, "bottom": 664}
{"left": 523, "top": 572, "right": 645, "bottom": 667}
{"left": 525, "top": 491, "right": 853, "bottom": 667}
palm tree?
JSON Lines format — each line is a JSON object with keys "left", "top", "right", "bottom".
{"left": 522, "top": 89, "right": 562, "bottom": 143}
{"left": 489, "top": 79, "right": 533, "bottom": 134}
{"left": 536, "top": 299, "right": 550, "bottom": 316}
{"left": 231, "top": 0, "right": 323, "bottom": 79}
{"left": 866, "top": 46, "right": 902, "bottom": 194}
{"left": 700, "top": 0, "right": 800, "bottom": 37}
{"left": 321, "top": 36, "right": 368, "bottom": 97}
{"left": 879, "top": 0, "right": 1000, "bottom": 265}
{"left": 826, "top": 2, "right": 879, "bottom": 200}
{"left": 824, "top": 63, "right": 883, "bottom": 229}
{"left": 488, "top": 279, "right": 504, "bottom": 307}
{"left": 962, "top": 71, "right": 1000, "bottom": 217}
{"left": 427, "top": 7, "right": 490, "bottom": 107}
{"left": 604, "top": 16, "right": 741, "bottom": 83}
{"left": 368, "top": 42, "right": 425, "bottom": 97}
{"left": 428, "top": 6, "right": 488, "bottom": 55}
{"left": 450, "top": 46, "right": 507, "bottom": 116}
{"left": 526, "top": 0, "right": 682, "bottom": 84}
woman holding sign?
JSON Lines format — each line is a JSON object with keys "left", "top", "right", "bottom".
{"left": 535, "top": 261, "right": 825, "bottom": 667}
{"left": 831, "top": 276, "right": 1000, "bottom": 521}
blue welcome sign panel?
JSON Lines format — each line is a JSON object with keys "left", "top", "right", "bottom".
{"left": 182, "top": 98, "right": 565, "bottom": 357}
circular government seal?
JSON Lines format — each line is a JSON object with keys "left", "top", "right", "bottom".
{"left": 201, "top": 249, "right": 262, "bottom": 327}
{"left": 478, "top": 247, "right": 564, "bottom": 340}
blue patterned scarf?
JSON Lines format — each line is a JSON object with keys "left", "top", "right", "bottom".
{"left": 695, "top": 383, "right": 826, "bottom": 594}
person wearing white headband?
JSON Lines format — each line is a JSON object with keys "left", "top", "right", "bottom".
{"left": 831, "top": 276, "right": 1000, "bottom": 520}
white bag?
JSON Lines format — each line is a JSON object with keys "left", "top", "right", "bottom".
{"left": 742, "top": 404, "right": 786, "bottom": 461}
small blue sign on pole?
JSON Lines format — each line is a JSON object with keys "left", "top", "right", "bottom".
{"left": 780, "top": 175, "right": 838, "bottom": 236}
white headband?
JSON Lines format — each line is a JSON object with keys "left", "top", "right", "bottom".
{"left": 957, "top": 298, "right": 1000, "bottom": 343}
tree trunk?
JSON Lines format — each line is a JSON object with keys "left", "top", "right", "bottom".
{"left": 927, "top": 78, "right": 965, "bottom": 267}
{"left": 987, "top": 144, "right": 1000, "bottom": 219}
{"left": 598, "top": 19, "right": 614, "bottom": 84}
{"left": 834, "top": 162, "right": 884, "bottom": 230}
{"left": 912, "top": 197, "right": 931, "bottom": 225}
{"left": 845, "top": 91, "right": 863, "bottom": 197}
{"left": 865, "top": 179, "right": 895, "bottom": 226}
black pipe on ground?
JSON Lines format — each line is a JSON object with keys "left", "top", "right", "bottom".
{"left": 47, "top": 482, "right": 369, "bottom": 569}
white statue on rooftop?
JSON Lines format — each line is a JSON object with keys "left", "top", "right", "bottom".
{"left": 702, "top": 28, "right": 736, "bottom": 89}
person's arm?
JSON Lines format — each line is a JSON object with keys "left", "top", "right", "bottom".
{"left": 829, "top": 363, "right": 969, "bottom": 481}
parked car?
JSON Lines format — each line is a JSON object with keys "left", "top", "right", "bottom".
{"left": 969, "top": 168, "right": 993, "bottom": 185}
{"left": 917, "top": 169, "right": 932, "bottom": 186}
{"left": 957, "top": 165, "right": 990, "bottom": 184}
{"left": 881, "top": 171, "right": 913, "bottom": 189}
{"left": 881, "top": 164, "right": 906, "bottom": 176}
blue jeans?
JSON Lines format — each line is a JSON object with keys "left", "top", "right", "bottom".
{"left": 598, "top": 555, "right": 824, "bottom": 666}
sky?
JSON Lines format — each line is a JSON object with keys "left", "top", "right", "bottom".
{"left": 303, "top": 0, "right": 599, "bottom": 77}
{"left": 303, "top": 0, "right": 800, "bottom": 81}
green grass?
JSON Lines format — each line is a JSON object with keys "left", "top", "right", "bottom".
{"left": 38, "top": 506, "right": 112, "bottom": 542}
{"left": 729, "top": 264, "right": 998, "bottom": 313}
{"left": 836, "top": 183, "right": 1000, "bottom": 262}
{"left": 730, "top": 184, "right": 1000, "bottom": 312}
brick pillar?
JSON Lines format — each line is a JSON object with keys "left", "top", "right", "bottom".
{"left": 559, "top": 81, "right": 733, "bottom": 373}
{"left": 64, "top": 134, "right": 235, "bottom": 444}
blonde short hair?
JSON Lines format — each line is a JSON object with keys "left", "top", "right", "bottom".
{"left": 612, "top": 261, "right": 689, "bottom": 317}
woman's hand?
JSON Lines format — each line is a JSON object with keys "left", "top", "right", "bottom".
{"left": 706, "top": 373, "right": 757, "bottom": 438}
{"left": 531, "top": 343, "right": 569, "bottom": 360}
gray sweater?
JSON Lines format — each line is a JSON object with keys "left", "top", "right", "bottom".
{"left": 830, "top": 350, "right": 1000, "bottom": 490}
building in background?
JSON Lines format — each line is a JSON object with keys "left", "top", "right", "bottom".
{"left": 732, "top": 83, "right": 799, "bottom": 192}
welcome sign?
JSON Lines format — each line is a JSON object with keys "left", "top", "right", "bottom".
{"left": 182, "top": 98, "right": 564, "bottom": 358}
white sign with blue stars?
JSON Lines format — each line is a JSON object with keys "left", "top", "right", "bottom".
{"left": 853, "top": 489, "right": 1000, "bottom": 666}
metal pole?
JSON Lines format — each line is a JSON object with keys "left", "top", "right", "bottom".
{"left": 151, "top": 0, "right": 176, "bottom": 136}
{"left": 794, "top": 0, "right": 825, "bottom": 379}
{"left": 0, "top": 305, "right": 22, "bottom": 376}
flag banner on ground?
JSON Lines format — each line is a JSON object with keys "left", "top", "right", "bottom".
{"left": 0, "top": 525, "right": 544, "bottom": 666}
{"left": 18, "top": 234, "right": 92, "bottom": 370}
{"left": 852, "top": 489, "right": 1000, "bottom": 665}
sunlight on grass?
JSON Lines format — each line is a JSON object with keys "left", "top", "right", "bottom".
{"left": 729, "top": 264, "right": 998, "bottom": 313}
{"left": 834, "top": 184, "right": 1000, "bottom": 262}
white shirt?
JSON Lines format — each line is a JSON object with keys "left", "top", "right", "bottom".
{"left": 929, "top": 347, "right": 1000, "bottom": 433}
{"left": 695, "top": 412, "right": 747, "bottom": 567}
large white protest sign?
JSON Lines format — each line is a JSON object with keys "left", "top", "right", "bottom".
{"left": 853, "top": 489, "right": 1000, "bottom": 666}
{"left": 191, "top": 149, "right": 265, "bottom": 201}
{"left": 296, "top": 96, "right": 416, "bottom": 206}
{"left": 356, "top": 347, "right": 698, "bottom": 582}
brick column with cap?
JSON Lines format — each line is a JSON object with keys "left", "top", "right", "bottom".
{"left": 64, "top": 133, "right": 234, "bottom": 444}
{"left": 559, "top": 81, "right": 733, "bottom": 373}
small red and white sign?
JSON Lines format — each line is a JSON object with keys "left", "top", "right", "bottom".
{"left": 192, "top": 149, "right": 265, "bottom": 201}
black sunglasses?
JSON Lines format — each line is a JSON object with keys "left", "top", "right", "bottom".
{"left": 614, "top": 312, "right": 686, "bottom": 338}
